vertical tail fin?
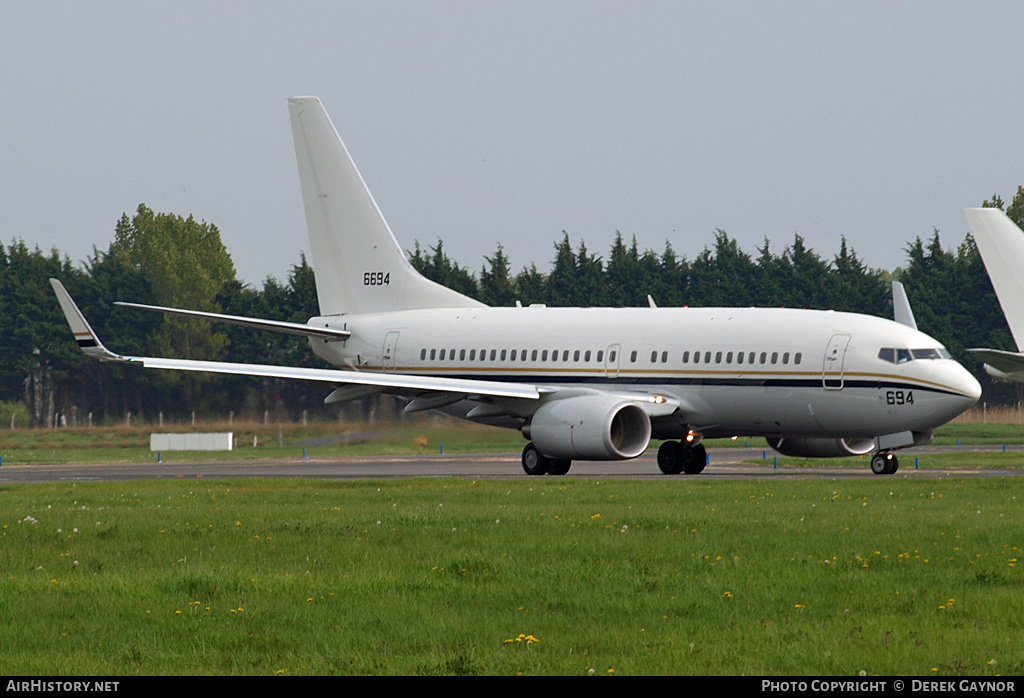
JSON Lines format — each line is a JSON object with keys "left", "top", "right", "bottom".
{"left": 891, "top": 281, "right": 918, "bottom": 330}
{"left": 965, "top": 207, "right": 1024, "bottom": 351}
{"left": 288, "top": 97, "right": 483, "bottom": 315}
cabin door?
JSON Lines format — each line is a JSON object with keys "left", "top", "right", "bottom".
{"left": 382, "top": 331, "right": 400, "bottom": 372}
{"left": 822, "top": 333, "right": 850, "bottom": 390}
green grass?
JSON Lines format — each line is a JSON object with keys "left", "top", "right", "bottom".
{"left": 934, "top": 421, "right": 1024, "bottom": 445}
{"left": 0, "top": 419, "right": 528, "bottom": 465}
{"left": 1, "top": 477, "right": 1021, "bottom": 675}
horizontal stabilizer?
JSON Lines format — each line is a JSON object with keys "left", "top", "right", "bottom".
{"left": 114, "top": 301, "right": 351, "bottom": 341}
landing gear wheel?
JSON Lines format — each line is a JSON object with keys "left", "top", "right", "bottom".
{"left": 871, "top": 452, "right": 898, "bottom": 475}
{"left": 684, "top": 443, "right": 707, "bottom": 474}
{"left": 548, "top": 459, "right": 572, "bottom": 475}
{"left": 657, "top": 441, "right": 684, "bottom": 474}
{"left": 521, "top": 443, "right": 550, "bottom": 476}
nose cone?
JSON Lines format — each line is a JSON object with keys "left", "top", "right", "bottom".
{"left": 959, "top": 363, "right": 983, "bottom": 402}
{"left": 946, "top": 360, "right": 982, "bottom": 413}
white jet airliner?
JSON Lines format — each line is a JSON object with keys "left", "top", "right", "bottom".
{"left": 964, "top": 207, "right": 1024, "bottom": 383}
{"left": 51, "top": 97, "right": 981, "bottom": 476}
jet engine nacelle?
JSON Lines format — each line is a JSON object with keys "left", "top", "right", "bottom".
{"left": 524, "top": 396, "right": 651, "bottom": 460}
{"left": 766, "top": 436, "right": 875, "bottom": 458}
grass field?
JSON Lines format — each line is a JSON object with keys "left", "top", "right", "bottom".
{"left": 1, "top": 476, "right": 1022, "bottom": 676}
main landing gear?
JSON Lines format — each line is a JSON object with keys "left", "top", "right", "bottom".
{"left": 657, "top": 440, "right": 707, "bottom": 475}
{"left": 521, "top": 440, "right": 709, "bottom": 476}
{"left": 870, "top": 451, "right": 899, "bottom": 475}
{"left": 521, "top": 443, "right": 572, "bottom": 476}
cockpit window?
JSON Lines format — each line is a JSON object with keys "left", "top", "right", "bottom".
{"left": 878, "top": 347, "right": 950, "bottom": 364}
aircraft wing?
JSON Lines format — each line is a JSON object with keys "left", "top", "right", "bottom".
{"left": 966, "top": 348, "right": 1024, "bottom": 376}
{"left": 51, "top": 279, "right": 682, "bottom": 416}
{"left": 51, "top": 278, "right": 539, "bottom": 401}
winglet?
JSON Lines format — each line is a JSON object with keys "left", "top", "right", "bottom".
{"left": 49, "top": 279, "right": 129, "bottom": 362}
{"left": 891, "top": 281, "right": 918, "bottom": 330}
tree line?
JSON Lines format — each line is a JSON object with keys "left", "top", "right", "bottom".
{"left": 2, "top": 189, "right": 1022, "bottom": 428}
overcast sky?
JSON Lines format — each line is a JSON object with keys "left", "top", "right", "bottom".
{"left": 3, "top": 1, "right": 1023, "bottom": 289}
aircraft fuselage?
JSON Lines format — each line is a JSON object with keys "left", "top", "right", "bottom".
{"left": 309, "top": 304, "right": 980, "bottom": 441}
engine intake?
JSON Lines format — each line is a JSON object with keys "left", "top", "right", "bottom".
{"left": 525, "top": 396, "right": 651, "bottom": 460}
{"left": 766, "top": 436, "right": 875, "bottom": 458}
